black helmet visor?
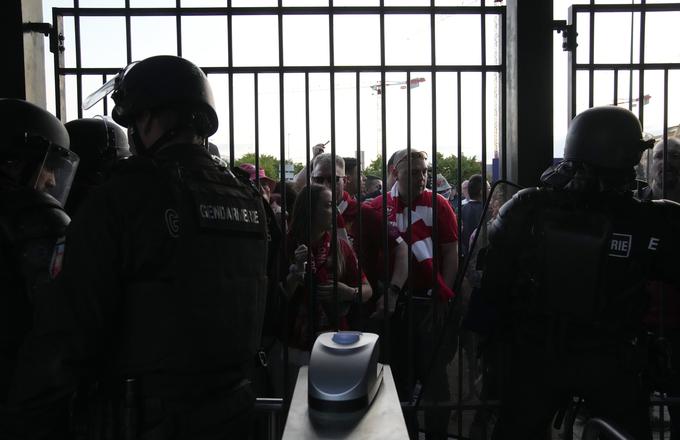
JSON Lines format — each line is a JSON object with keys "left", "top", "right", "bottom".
{"left": 32, "top": 144, "right": 80, "bottom": 205}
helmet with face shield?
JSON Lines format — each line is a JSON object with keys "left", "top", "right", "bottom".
{"left": 0, "top": 99, "right": 79, "bottom": 205}
{"left": 83, "top": 56, "right": 218, "bottom": 155}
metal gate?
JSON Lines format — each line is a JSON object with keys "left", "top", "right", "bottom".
{"left": 49, "top": 1, "right": 508, "bottom": 438}
{"left": 564, "top": 1, "right": 680, "bottom": 197}
{"left": 564, "top": 2, "right": 680, "bottom": 438}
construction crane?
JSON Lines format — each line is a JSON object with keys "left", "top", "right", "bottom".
{"left": 616, "top": 94, "right": 651, "bottom": 108}
{"left": 370, "top": 77, "right": 426, "bottom": 95}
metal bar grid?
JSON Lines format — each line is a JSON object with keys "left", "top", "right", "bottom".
{"left": 52, "top": 3, "right": 508, "bottom": 438}
{"left": 57, "top": 65, "right": 505, "bottom": 75}
{"left": 567, "top": 3, "right": 680, "bottom": 116}
{"left": 73, "top": 0, "right": 83, "bottom": 119}
{"left": 52, "top": 5, "right": 506, "bottom": 17}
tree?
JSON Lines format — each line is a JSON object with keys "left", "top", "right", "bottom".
{"left": 364, "top": 155, "right": 385, "bottom": 178}
{"left": 292, "top": 161, "right": 304, "bottom": 174}
{"left": 434, "top": 152, "right": 482, "bottom": 187}
{"left": 234, "top": 153, "right": 304, "bottom": 180}
{"left": 234, "top": 153, "right": 280, "bottom": 179}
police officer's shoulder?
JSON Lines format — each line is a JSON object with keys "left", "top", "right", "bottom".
{"left": 0, "top": 188, "right": 63, "bottom": 212}
{"left": 645, "top": 198, "right": 680, "bottom": 217}
{"left": 489, "top": 187, "right": 544, "bottom": 247}
{"left": 498, "top": 187, "right": 547, "bottom": 216}
{"left": 231, "top": 166, "right": 261, "bottom": 195}
{"left": 0, "top": 189, "right": 70, "bottom": 241}
{"left": 109, "top": 155, "right": 154, "bottom": 175}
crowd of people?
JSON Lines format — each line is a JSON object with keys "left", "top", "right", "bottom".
{"left": 2, "top": 54, "right": 680, "bottom": 440}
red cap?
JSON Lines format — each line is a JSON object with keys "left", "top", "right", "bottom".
{"left": 239, "top": 163, "right": 276, "bottom": 187}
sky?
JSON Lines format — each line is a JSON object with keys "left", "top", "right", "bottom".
{"left": 41, "top": 0, "right": 680, "bottom": 169}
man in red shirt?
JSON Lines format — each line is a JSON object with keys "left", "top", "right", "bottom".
{"left": 365, "top": 148, "right": 459, "bottom": 440}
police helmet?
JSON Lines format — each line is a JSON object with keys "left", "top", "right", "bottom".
{"left": 110, "top": 56, "right": 218, "bottom": 137}
{"left": 65, "top": 117, "right": 130, "bottom": 176}
{"left": 564, "top": 106, "right": 654, "bottom": 170}
{"left": 0, "top": 99, "right": 79, "bottom": 204}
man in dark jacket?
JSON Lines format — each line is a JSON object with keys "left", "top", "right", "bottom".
{"left": 477, "top": 106, "right": 680, "bottom": 440}
{"left": 11, "top": 56, "right": 269, "bottom": 440}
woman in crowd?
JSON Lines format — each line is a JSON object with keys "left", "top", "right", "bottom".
{"left": 285, "top": 184, "right": 372, "bottom": 361}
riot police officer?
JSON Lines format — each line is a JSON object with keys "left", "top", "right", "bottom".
{"left": 477, "top": 106, "right": 680, "bottom": 439}
{"left": 12, "top": 56, "right": 269, "bottom": 439}
{"left": 0, "top": 98, "right": 78, "bottom": 437}
{"left": 63, "top": 117, "right": 130, "bottom": 216}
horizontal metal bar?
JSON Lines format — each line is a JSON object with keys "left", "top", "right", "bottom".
{"left": 59, "top": 64, "right": 504, "bottom": 75}
{"left": 574, "top": 63, "right": 680, "bottom": 71}
{"left": 254, "top": 397, "right": 284, "bottom": 412}
{"left": 53, "top": 5, "right": 505, "bottom": 17}
{"left": 571, "top": 3, "right": 680, "bottom": 13}
{"left": 402, "top": 400, "right": 501, "bottom": 411}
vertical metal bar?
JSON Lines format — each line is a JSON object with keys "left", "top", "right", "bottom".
{"left": 74, "top": 0, "right": 83, "bottom": 119}
{"left": 379, "top": 0, "right": 390, "bottom": 361}
{"left": 430, "top": 6, "right": 439, "bottom": 312}
{"left": 102, "top": 74, "right": 108, "bottom": 115}
{"left": 501, "top": 9, "right": 507, "bottom": 180}
{"left": 659, "top": 69, "right": 669, "bottom": 440}
{"left": 304, "top": 71, "right": 315, "bottom": 354}
{"left": 355, "top": 71, "right": 363, "bottom": 298}
{"left": 405, "top": 69, "right": 415, "bottom": 421}
{"left": 662, "top": 68, "right": 668, "bottom": 201}
{"left": 456, "top": 72, "right": 462, "bottom": 238}
{"left": 588, "top": 0, "right": 595, "bottom": 108}
{"left": 328, "top": 1, "right": 339, "bottom": 330}
{"left": 613, "top": 69, "right": 618, "bottom": 106}
{"left": 481, "top": 7, "right": 488, "bottom": 202}
{"left": 228, "top": 0, "right": 235, "bottom": 167}
{"left": 567, "top": 6, "right": 577, "bottom": 120}
{"left": 429, "top": 2, "right": 445, "bottom": 433}
{"left": 53, "top": 9, "right": 65, "bottom": 120}
{"left": 176, "top": 0, "right": 182, "bottom": 57}
{"left": 276, "top": 3, "right": 288, "bottom": 409}
{"left": 254, "top": 74, "right": 260, "bottom": 188}
{"left": 628, "top": 1, "right": 634, "bottom": 111}
{"left": 638, "top": 0, "right": 646, "bottom": 126}
{"left": 125, "top": 0, "right": 132, "bottom": 65}
{"left": 305, "top": 74, "right": 311, "bottom": 189}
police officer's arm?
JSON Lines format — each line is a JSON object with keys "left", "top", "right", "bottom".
{"left": 441, "top": 242, "right": 458, "bottom": 290}
{"left": 59, "top": 187, "right": 123, "bottom": 362}
{"left": 480, "top": 188, "right": 537, "bottom": 302}
{"left": 652, "top": 199, "right": 680, "bottom": 287}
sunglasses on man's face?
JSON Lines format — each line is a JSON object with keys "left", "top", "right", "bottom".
{"left": 312, "top": 175, "right": 345, "bottom": 184}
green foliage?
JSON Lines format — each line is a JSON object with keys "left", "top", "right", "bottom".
{"left": 234, "top": 151, "right": 480, "bottom": 185}
{"left": 234, "top": 152, "right": 304, "bottom": 180}
{"left": 364, "top": 155, "right": 386, "bottom": 178}
{"left": 292, "top": 161, "right": 304, "bottom": 174}
{"left": 433, "top": 152, "right": 482, "bottom": 187}
{"left": 363, "top": 152, "right": 482, "bottom": 185}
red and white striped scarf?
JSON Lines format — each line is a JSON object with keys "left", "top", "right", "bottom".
{"left": 386, "top": 183, "right": 455, "bottom": 301}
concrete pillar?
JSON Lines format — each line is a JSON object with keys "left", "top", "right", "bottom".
{"left": 505, "top": 0, "right": 554, "bottom": 187}
{"left": 23, "top": 0, "right": 47, "bottom": 108}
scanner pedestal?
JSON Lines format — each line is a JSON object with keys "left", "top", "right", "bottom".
{"left": 282, "top": 365, "right": 409, "bottom": 440}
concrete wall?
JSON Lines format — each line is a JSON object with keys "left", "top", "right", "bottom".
{"left": 22, "top": 0, "right": 47, "bottom": 108}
